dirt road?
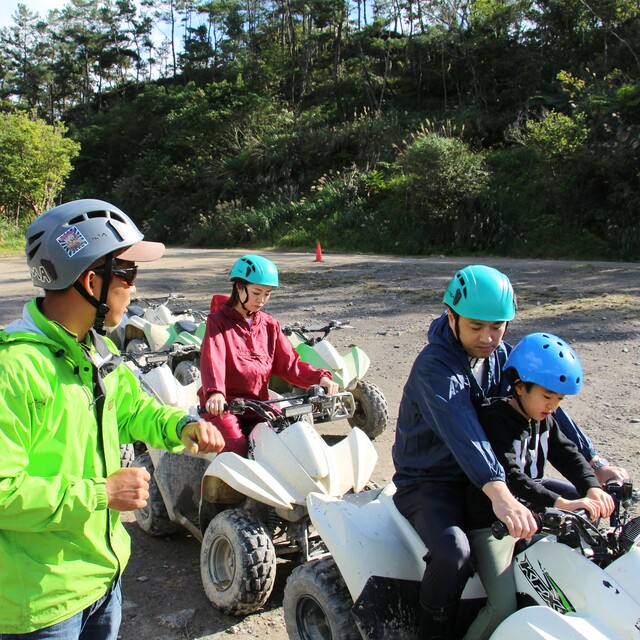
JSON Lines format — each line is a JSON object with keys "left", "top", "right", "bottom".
{"left": 1, "top": 249, "right": 639, "bottom": 640}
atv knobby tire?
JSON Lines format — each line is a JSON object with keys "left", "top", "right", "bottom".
{"left": 132, "top": 453, "right": 179, "bottom": 537}
{"left": 173, "top": 360, "right": 201, "bottom": 386}
{"left": 120, "top": 443, "right": 135, "bottom": 467}
{"left": 284, "top": 556, "right": 360, "bottom": 640}
{"left": 348, "top": 380, "right": 389, "bottom": 440}
{"left": 200, "top": 508, "right": 276, "bottom": 616}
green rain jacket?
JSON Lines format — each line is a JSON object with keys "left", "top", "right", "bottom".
{"left": 0, "top": 299, "right": 187, "bottom": 633}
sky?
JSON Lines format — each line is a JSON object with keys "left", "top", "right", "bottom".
{"left": 0, "top": 0, "right": 68, "bottom": 28}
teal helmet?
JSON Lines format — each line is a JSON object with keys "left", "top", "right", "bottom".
{"left": 229, "top": 254, "right": 279, "bottom": 287}
{"left": 505, "top": 333, "right": 583, "bottom": 395}
{"left": 443, "top": 265, "right": 516, "bottom": 322}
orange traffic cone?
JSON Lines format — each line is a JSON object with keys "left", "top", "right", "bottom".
{"left": 315, "top": 241, "right": 323, "bottom": 262}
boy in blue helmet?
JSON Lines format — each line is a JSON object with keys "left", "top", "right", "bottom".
{"left": 467, "top": 333, "right": 614, "bottom": 637}
{"left": 199, "top": 254, "right": 339, "bottom": 456}
{"left": 478, "top": 333, "right": 614, "bottom": 517}
{"left": 392, "top": 265, "right": 626, "bottom": 640}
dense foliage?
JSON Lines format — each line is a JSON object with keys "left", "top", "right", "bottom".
{"left": 1, "top": 0, "right": 639, "bottom": 259}
{"left": 0, "top": 112, "right": 79, "bottom": 241}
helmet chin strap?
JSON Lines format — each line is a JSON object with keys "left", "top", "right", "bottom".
{"left": 73, "top": 253, "right": 113, "bottom": 335}
{"left": 236, "top": 283, "right": 255, "bottom": 317}
{"left": 511, "top": 380, "right": 532, "bottom": 421}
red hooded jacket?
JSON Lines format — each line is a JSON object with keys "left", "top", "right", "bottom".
{"left": 198, "top": 303, "right": 331, "bottom": 405}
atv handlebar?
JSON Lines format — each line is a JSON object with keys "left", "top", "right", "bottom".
{"left": 492, "top": 480, "right": 637, "bottom": 565}
{"left": 197, "top": 386, "right": 355, "bottom": 431}
{"left": 492, "top": 479, "right": 636, "bottom": 541}
{"left": 282, "top": 320, "right": 353, "bottom": 343}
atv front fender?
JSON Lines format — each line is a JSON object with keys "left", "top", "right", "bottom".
{"left": 340, "top": 346, "right": 371, "bottom": 390}
{"left": 295, "top": 342, "right": 345, "bottom": 377}
{"left": 203, "top": 453, "right": 296, "bottom": 510}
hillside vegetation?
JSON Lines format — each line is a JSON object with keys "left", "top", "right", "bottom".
{"left": 1, "top": 0, "right": 639, "bottom": 259}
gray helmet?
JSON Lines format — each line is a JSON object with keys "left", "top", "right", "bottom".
{"left": 26, "top": 199, "right": 147, "bottom": 290}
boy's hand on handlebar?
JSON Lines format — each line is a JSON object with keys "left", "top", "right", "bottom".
{"left": 319, "top": 376, "right": 339, "bottom": 395}
{"left": 180, "top": 421, "right": 225, "bottom": 454}
{"left": 205, "top": 392, "right": 226, "bottom": 416}
{"left": 587, "top": 487, "right": 615, "bottom": 517}
{"left": 555, "top": 490, "right": 614, "bottom": 520}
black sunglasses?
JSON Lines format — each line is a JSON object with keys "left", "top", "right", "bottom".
{"left": 93, "top": 265, "right": 138, "bottom": 287}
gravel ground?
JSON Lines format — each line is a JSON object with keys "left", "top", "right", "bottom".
{"left": 1, "top": 249, "right": 639, "bottom": 640}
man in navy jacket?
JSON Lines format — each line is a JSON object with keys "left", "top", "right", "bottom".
{"left": 392, "top": 265, "right": 625, "bottom": 640}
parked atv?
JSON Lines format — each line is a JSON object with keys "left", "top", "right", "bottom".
{"left": 208, "top": 295, "right": 389, "bottom": 440}
{"left": 283, "top": 480, "right": 640, "bottom": 640}
{"left": 108, "top": 295, "right": 206, "bottom": 386}
{"left": 119, "top": 349, "right": 201, "bottom": 468}
{"left": 275, "top": 321, "right": 389, "bottom": 440}
{"left": 132, "top": 385, "right": 378, "bottom": 617}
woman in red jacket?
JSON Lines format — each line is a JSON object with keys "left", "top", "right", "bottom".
{"left": 198, "top": 254, "right": 338, "bottom": 455}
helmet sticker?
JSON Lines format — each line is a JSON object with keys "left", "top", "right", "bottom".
{"left": 56, "top": 227, "right": 89, "bottom": 257}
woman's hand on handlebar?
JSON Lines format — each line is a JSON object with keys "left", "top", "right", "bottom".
{"left": 205, "top": 392, "right": 227, "bottom": 416}
{"left": 319, "top": 376, "right": 339, "bottom": 395}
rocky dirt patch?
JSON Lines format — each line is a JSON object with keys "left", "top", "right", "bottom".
{"left": 1, "top": 249, "right": 639, "bottom": 640}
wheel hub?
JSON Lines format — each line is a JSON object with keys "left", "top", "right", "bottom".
{"left": 209, "top": 535, "right": 235, "bottom": 592}
{"left": 296, "top": 595, "right": 332, "bottom": 640}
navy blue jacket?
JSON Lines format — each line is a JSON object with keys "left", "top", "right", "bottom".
{"left": 392, "top": 313, "right": 595, "bottom": 489}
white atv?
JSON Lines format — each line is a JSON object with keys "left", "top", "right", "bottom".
{"left": 283, "top": 480, "right": 640, "bottom": 640}
{"left": 108, "top": 296, "right": 206, "bottom": 385}
{"left": 131, "top": 384, "right": 378, "bottom": 617}
{"left": 119, "top": 350, "right": 202, "bottom": 466}
{"left": 275, "top": 320, "right": 389, "bottom": 440}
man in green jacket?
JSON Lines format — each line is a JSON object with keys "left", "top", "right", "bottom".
{"left": 0, "top": 199, "right": 225, "bottom": 639}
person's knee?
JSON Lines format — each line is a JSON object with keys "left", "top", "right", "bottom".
{"left": 210, "top": 413, "right": 248, "bottom": 456}
{"left": 221, "top": 435, "right": 248, "bottom": 456}
{"left": 436, "top": 528, "right": 472, "bottom": 570}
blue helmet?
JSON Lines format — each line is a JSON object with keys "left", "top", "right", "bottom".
{"left": 443, "top": 265, "right": 516, "bottom": 322}
{"left": 504, "top": 333, "right": 583, "bottom": 395}
{"left": 229, "top": 254, "right": 279, "bottom": 287}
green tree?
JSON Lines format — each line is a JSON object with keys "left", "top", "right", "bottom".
{"left": 0, "top": 5, "right": 49, "bottom": 110}
{"left": 0, "top": 112, "right": 80, "bottom": 223}
{"left": 391, "top": 122, "right": 491, "bottom": 249}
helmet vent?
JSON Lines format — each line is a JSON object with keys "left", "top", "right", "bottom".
{"left": 242, "top": 258, "right": 256, "bottom": 277}
{"left": 67, "top": 213, "right": 88, "bottom": 227}
{"left": 455, "top": 274, "right": 467, "bottom": 299}
{"left": 559, "top": 375, "right": 567, "bottom": 382}
{"left": 27, "top": 243, "right": 40, "bottom": 260}
{"left": 106, "top": 218, "right": 125, "bottom": 242}
{"left": 26, "top": 230, "right": 45, "bottom": 259}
